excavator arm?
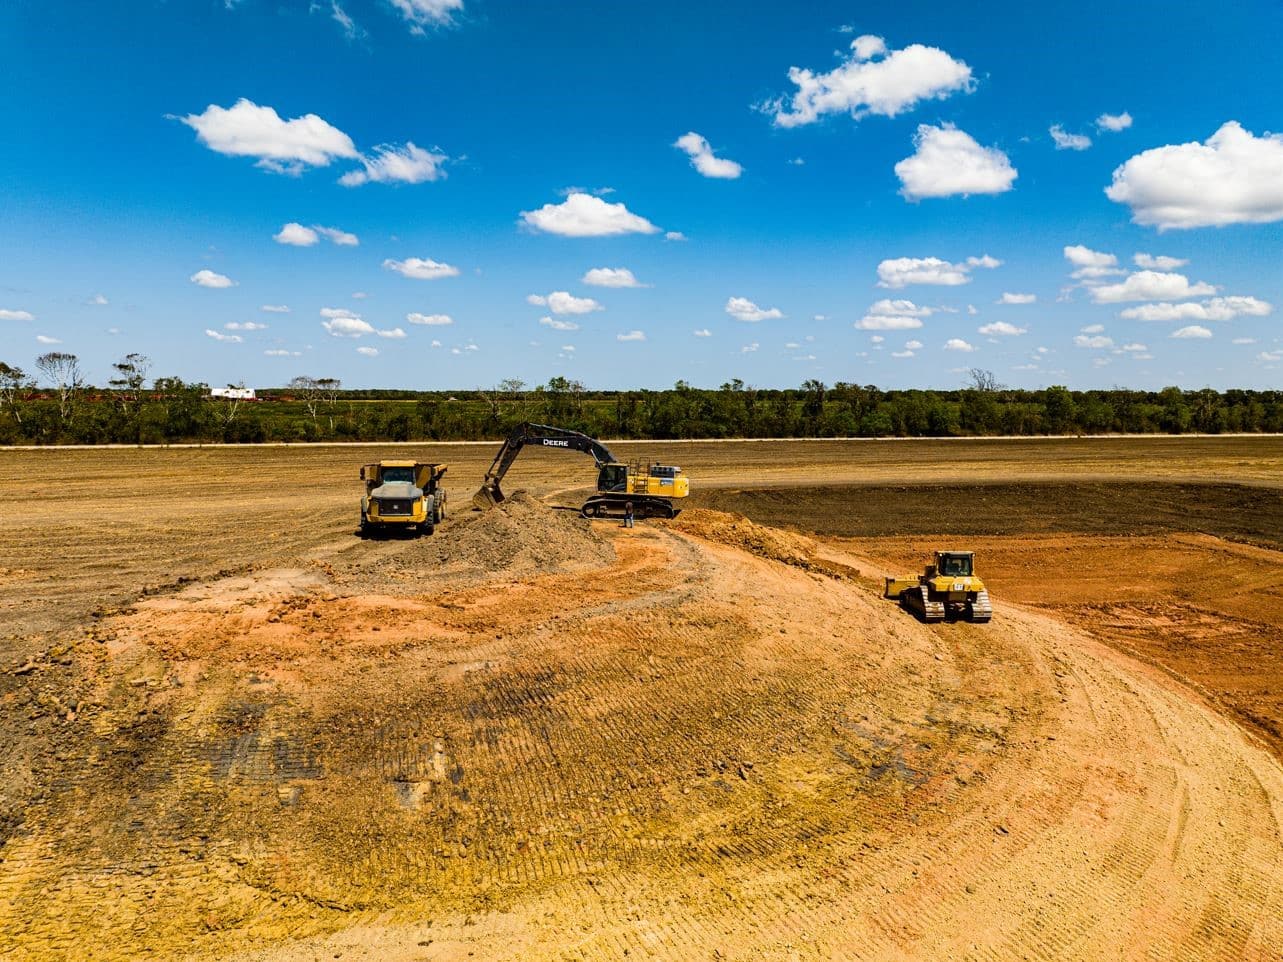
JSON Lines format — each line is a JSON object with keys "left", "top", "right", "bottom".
{"left": 473, "top": 422, "right": 619, "bottom": 508}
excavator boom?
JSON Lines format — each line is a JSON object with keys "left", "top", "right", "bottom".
{"left": 473, "top": 422, "right": 619, "bottom": 509}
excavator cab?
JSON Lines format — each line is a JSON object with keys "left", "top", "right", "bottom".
{"left": 598, "top": 463, "right": 628, "bottom": 492}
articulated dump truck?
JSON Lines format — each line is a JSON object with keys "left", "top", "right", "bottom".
{"left": 359, "top": 461, "right": 447, "bottom": 536}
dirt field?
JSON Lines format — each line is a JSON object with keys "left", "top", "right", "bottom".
{"left": 3, "top": 438, "right": 1283, "bottom": 960}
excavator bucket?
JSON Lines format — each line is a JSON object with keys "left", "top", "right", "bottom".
{"left": 472, "top": 481, "right": 504, "bottom": 510}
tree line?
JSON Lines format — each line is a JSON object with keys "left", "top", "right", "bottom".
{"left": 2, "top": 354, "right": 1282, "bottom": 445}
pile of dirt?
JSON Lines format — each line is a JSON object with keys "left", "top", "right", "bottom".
{"left": 669, "top": 508, "right": 857, "bottom": 579}
{"left": 440, "top": 491, "right": 616, "bottom": 572}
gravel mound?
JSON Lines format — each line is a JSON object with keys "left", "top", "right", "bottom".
{"left": 444, "top": 491, "right": 616, "bottom": 572}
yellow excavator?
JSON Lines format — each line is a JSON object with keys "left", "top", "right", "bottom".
{"left": 885, "top": 551, "right": 992, "bottom": 623}
{"left": 472, "top": 422, "right": 689, "bottom": 518}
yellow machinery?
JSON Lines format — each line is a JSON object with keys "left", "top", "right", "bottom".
{"left": 885, "top": 550, "right": 992, "bottom": 623}
{"left": 360, "top": 461, "right": 447, "bottom": 536}
{"left": 473, "top": 422, "right": 689, "bottom": 518}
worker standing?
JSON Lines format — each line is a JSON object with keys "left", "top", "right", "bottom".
{"left": 623, "top": 501, "right": 634, "bottom": 528}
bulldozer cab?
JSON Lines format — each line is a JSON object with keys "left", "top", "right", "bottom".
{"left": 597, "top": 463, "right": 628, "bottom": 493}
{"left": 936, "top": 552, "right": 974, "bottom": 578}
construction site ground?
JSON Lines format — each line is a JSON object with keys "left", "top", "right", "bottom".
{"left": 2, "top": 437, "right": 1283, "bottom": 961}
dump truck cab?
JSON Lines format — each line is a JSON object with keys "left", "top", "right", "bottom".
{"left": 885, "top": 550, "right": 992, "bottom": 623}
{"left": 359, "top": 461, "right": 447, "bottom": 536}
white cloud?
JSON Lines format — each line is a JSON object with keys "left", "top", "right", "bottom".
{"left": 892, "top": 350, "right": 916, "bottom": 358}
{"left": 1096, "top": 111, "right": 1133, "bottom": 132}
{"left": 314, "top": 225, "right": 359, "bottom": 246}
{"left": 1133, "top": 252, "right": 1186, "bottom": 270}
{"left": 322, "top": 316, "right": 376, "bottom": 337}
{"left": 431, "top": 339, "right": 442, "bottom": 348}
{"left": 582, "top": 267, "right": 645, "bottom": 288}
{"left": 869, "top": 298, "right": 933, "bottom": 317}
{"left": 520, "top": 192, "right": 660, "bottom": 237}
{"left": 407, "top": 312, "right": 453, "bottom": 326}
{"left": 741, "top": 342, "right": 760, "bottom": 353}
{"left": 339, "top": 142, "right": 446, "bottom": 187}
{"left": 905, "top": 339, "right": 924, "bottom": 350}
{"left": 617, "top": 330, "right": 646, "bottom": 342}
{"left": 1120, "top": 296, "right": 1272, "bottom": 322}
{"left": 541, "top": 291, "right": 602, "bottom": 314}
{"left": 352, "top": 291, "right": 368, "bottom": 299}
{"left": 664, "top": 231, "right": 687, "bottom": 242}
{"left": 261, "top": 304, "right": 291, "bottom": 313}
{"left": 1050, "top": 125, "right": 1092, "bottom": 151}
{"left": 35, "top": 334, "right": 61, "bottom": 345}
{"left": 330, "top": 1, "right": 359, "bottom": 39}
{"left": 539, "top": 316, "right": 580, "bottom": 331}
{"left": 190, "top": 269, "right": 235, "bottom": 288}
{"left": 377, "top": 327, "right": 407, "bottom": 339}
{"left": 895, "top": 124, "right": 1017, "bottom": 200}
{"left": 674, "top": 132, "right": 743, "bottom": 179}
{"left": 383, "top": 257, "right": 460, "bottom": 280}
{"left": 320, "top": 307, "right": 359, "bottom": 319}
{"left": 0, "top": 309, "right": 34, "bottom": 321}
{"left": 693, "top": 328, "right": 711, "bottom": 337}
{"left": 89, "top": 294, "right": 108, "bottom": 306}
{"left": 1063, "top": 245, "right": 1124, "bottom": 280}
{"left": 725, "top": 296, "right": 783, "bottom": 322}
{"left": 876, "top": 254, "right": 1000, "bottom": 288}
{"left": 944, "top": 338, "right": 976, "bottom": 352}
{"left": 1171, "top": 325, "right": 1213, "bottom": 339}
{"left": 1118, "top": 343, "right": 1148, "bottom": 353}
{"left": 1089, "top": 270, "right": 1216, "bottom": 303}
{"left": 1233, "top": 337, "right": 1257, "bottom": 345}
{"left": 264, "top": 349, "right": 302, "bottom": 357}
{"left": 181, "top": 98, "right": 358, "bottom": 175}
{"left": 226, "top": 321, "right": 267, "bottom": 331}
{"left": 857, "top": 314, "right": 922, "bottom": 330}
{"left": 998, "top": 292, "right": 1036, "bottom": 304}
{"left": 768, "top": 35, "right": 973, "bottom": 128}
{"left": 869, "top": 335, "right": 885, "bottom": 344}
{"left": 205, "top": 329, "right": 242, "bottom": 343}
{"left": 788, "top": 157, "right": 805, "bottom": 166}
{"left": 1258, "top": 351, "right": 1283, "bottom": 362}
{"left": 978, "top": 321, "right": 1026, "bottom": 336}
{"left": 1106, "top": 122, "right": 1283, "bottom": 229}
{"left": 966, "top": 304, "right": 978, "bottom": 315}
{"left": 274, "top": 222, "right": 318, "bottom": 246}
{"left": 1074, "top": 334, "right": 1114, "bottom": 349}
{"left": 388, "top": 0, "right": 462, "bottom": 30}
{"left": 1081, "top": 324, "right": 1105, "bottom": 333}
{"left": 356, "top": 345, "right": 380, "bottom": 356}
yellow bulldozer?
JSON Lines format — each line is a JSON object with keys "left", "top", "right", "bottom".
{"left": 359, "top": 461, "right": 447, "bottom": 536}
{"left": 885, "top": 550, "right": 992, "bottom": 623}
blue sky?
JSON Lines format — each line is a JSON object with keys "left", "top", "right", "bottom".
{"left": 2, "top": 0, "right": 1281, "bottom": 390}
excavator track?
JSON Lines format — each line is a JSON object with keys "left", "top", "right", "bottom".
{"left": 967, "top": 589, "right": 993, "bottom": 622}
{"left": 902, "top": 585, "right": 945, "bottom": 623}
{"left": 581, "top": 495, "right": 677, "bottom": 520}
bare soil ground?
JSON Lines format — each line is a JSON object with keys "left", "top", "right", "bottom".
{"left": 2, "top": 439, "right": 1283, "bottom": 960}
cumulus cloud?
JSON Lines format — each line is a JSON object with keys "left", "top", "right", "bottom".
{"left": 1106, "top": 122, "right": 1283, "bottom": 229}
{"left": 876, "top": 254, "right": 1000, "bottom": 288}
{"left": 1081, "top": 324, "right": 1105, "bottom": 334}
{"left": 274, "top": 222, "right": 317, "bottom": 246}
{"left": 1050, "top": 125, "right": 1091, "bottom": 151}
{"left": 89, "top": 294, "right": 108, "bottom": 305}
{"left": 673, "top": 132, "right": 743, "bottom": 179}
{"left": 1063, "top": 245, "right": 1124, "bottom": 281}
{"left": 1233, "top": 337, "right": 1257, "bottom": 345}
{"left": 261, "top": 304, "right": 290, "bottom": 313}
{"left": 998, "top": 292, "right": 1036, "bottom": 304}
{"left": 264, "top": 349, "right": 302, "bottom": 357}
{"left": 1133, "top": 252, "right": 1187, "bottom": 270}
{"left": 892, "top": 350, "right": 915, "bottom": 358}
{"left": 377, "top": 327, "right": 407, "bottom": 339}
{"left": 1089, "top": 270, "right": 1216, "bottom": 303}
{"left": 869, "top": 298, "right": 933, "bottom": 317}
{"left": 322, "top": 315, "right": 376, "bottom": 337}
{"left": 389, "top": 0, "right": 462, "bottom": 30}
{"left": 1097, "top": 112, "right": 1133, "bottom": 132}
{"left": 978, "top": 321, "right": 1026, "bottom": 336}
{"left": 664, "top": 231, "right": 687, "bottom": 242}
{"left": 190, "top": 269, "right": 235, "bottom": 288}
{"left": 1119, "top": 296, "right": 1272, "bottom": 322}
{"left": 767, "top": 35, "right": 973, "bottom": 127}
{"left": 35, "top": 334, "right": 62, "bottom": 345}
{"left": 1074, "top": 334, "right": 1114, "bottom": 349}
{"left": 181, "top": 98, "right": 359, "bottom": 175}
{"left": 693, "top": 328, "right": 711, "bottom": 337}
{"left": 895, "top": 124, "right": 1017, "bottom": 200}
{"left": 617, "top": 330, "right": 646, "bottom": 342}
{"left": 539, "top": 317, "right": 580, "bottom": 331}
{"left": 314, "top": 225, "right": 359, "bottom": 245}
{"left": 0, "top": 309, "right": 34, "bottom": 321}
{"left": 528, "top": 291, "right": 602, "bottom": 315}
{"left": 582, "top": 267, "right": 645, "bottom": 288}
{"left": 1171, "top": 325, "right": 1213, "bottom": 339}
{"left": 225, "top": 321, "right": 267, "bottom": 331}
{"left": 407, "top": 312, "right": 453, "bottom": 325}
{"left": 856, "top": 314, "right": 922, "bottom": 331}
{"left": 383, "top": 257, "right": 460, "bottom": 280}
{"left": 520, "top": 192, "right": 660, "bottom": 237}
{"left": 944, "top": 338, "right": 976, "bottom": 352}
{"left": 741, "top": 342, "right": 760, "bottom": 353}
{"left": 339, "top": 142, "right": 446, "bottom": 187}
{"left": 205, "top": 329, "right": 242, "bottom": 343}
{"left": 725, "top": 297, "right": 783, "bottom": 322}
{"left": 356, "top": 345, "right": 380, "bottom": 356}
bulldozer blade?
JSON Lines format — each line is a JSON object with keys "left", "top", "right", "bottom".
{"left": 472, "top": 483, "right": 504, "bottom": 511}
